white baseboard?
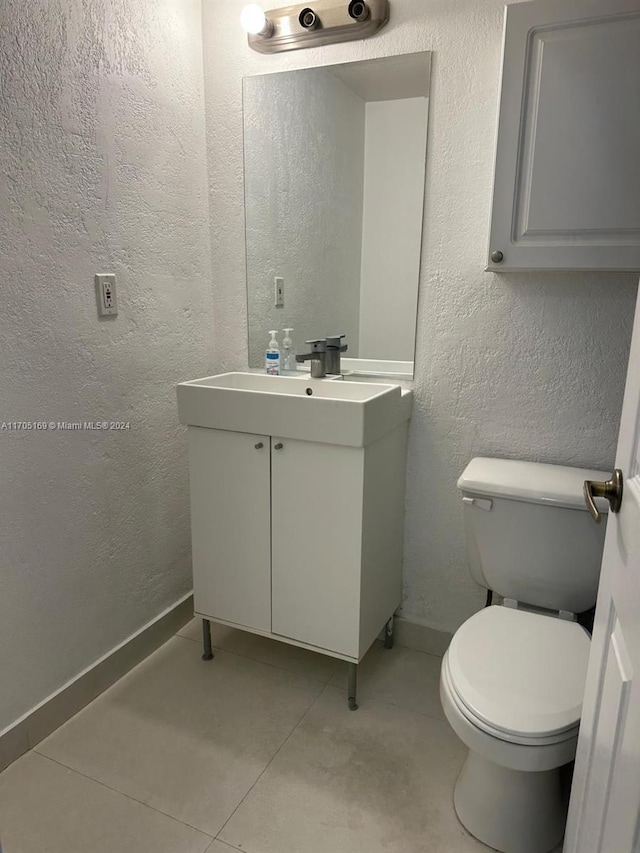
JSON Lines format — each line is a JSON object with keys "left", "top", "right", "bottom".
{"left": 0, "top": 594, "right": 194, "bottom": 773}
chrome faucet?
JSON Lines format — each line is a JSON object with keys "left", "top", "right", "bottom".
{"left": 296, "top": 335, "right": 348, "bottom": 378}
{"left": 296, "top": 339, "right": 327, "bottom": 378}
{"left": 325, "top": 334, "right": 348, "bottom": 375}
{"left": 296, "top": 335, "right": 347, "bottom": 379}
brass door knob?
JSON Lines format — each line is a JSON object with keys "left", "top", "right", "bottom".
{"left": 583, "top": 469, "right": 623, "bottom": 524}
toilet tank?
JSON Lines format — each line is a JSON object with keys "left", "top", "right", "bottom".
{"left": 457, "top": 458, "right": 609, "bottom": 614}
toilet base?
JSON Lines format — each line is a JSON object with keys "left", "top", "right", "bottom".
{"left": 454, "top": 749, "right": 568, "bottom": 853}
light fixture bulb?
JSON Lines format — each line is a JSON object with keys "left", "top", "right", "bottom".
{"left": 240, "top": 4, "right": 271, "bottom": 36}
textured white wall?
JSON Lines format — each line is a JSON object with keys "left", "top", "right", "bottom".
{"left": 359, "top": 97, "right": 429, "bottom": 361}
{"left": 203, "top": 0, "right": 638, "bottom": 634}
{"left": 244, "top": 68, "right": 364, "bottom": 366}
{"left": 0, "top": 0, "right": 213, "bottom": 732}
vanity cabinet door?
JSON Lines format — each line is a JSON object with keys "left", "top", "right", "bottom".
{"left": 270, "top": 437, "right": 364, "bottom": 658}
{"left": 188, "top": 427, "right": 272, "bottom": 632}
{"left": 487, "top": 0, "right": 640, "bottom": 272}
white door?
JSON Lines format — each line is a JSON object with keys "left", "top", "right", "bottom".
{"left": 564, "top": 282, "right": 640, "bottom": 852}
{"left": 270, "top": 436, "right": 363, "bottom": 658}
{"left": 487, "top": 0, "right": 640, "bottom": 272}
{"left": 188, "top": 427, "right": 272, "bottom": 632}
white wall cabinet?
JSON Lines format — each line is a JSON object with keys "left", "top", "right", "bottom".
{"left": 487, "top": 0, "right": 640, "bottom": 272}
{"left": 187, "top": 424, "right": 408, "bottom": 665}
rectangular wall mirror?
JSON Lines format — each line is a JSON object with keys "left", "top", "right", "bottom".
{"left": 243, "top": 51, "right": 431, "bottom": 379}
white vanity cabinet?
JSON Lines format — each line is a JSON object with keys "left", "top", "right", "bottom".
{"left": 487, "top": 0, "right": 640, "bottom": 272}
{"left": 186, "top": 421, "right": 408, "bottom": 662}
{"left": 178, "top": 372, "right": 412, "bottom": 708}
{"left": 188, "top": 427, "right": 272, "bottom": 633}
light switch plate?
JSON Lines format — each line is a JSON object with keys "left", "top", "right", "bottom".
{"left": 274, "top": 276, "right": 284, "bottom": 308}
{"left": 95, "top": 273, "right": 117, "bottom": 316}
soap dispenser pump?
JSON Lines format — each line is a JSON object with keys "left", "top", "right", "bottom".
{"left": 265, "top": 330, "right": 281, "bottom": 375}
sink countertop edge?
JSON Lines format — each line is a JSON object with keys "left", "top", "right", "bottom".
{"left": 176, "top": 378, "right": 412, "bottom": 448}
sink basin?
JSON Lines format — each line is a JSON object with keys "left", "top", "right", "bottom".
{"left": 177, "top": 372, "right": 412, "bottom": 447}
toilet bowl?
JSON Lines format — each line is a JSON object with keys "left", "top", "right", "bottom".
{"left": 443, "top": 458, "right": 609, "bottom": 853}
{"left": 440, "top": 606, "right": 590, "bottom": 853}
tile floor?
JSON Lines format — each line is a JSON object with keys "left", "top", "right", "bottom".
{"left": 0, "top": 619, "right": 492, "bottom": 853}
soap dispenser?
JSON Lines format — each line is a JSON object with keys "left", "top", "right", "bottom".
{"left": 265, "top": 330, "right": 281, "bottom": 375}
{"left": 282, "top": 328, "right": 296, "bottom": 374}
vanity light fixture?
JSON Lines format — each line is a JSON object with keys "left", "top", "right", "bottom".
{"left": 348, "top": 1, "right": 370, "bottom": 22}
{"left": 240, "top": 3, "right": 274, "bottom": 37}
{"left": 241, "top": 0, "right": 390, "bottom": 54}
{"left": 298, "top": 7, "right": 321, "bottom": 30}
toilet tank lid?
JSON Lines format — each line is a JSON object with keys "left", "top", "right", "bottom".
{"left": 457, "top": 457, "right": 611, "bottom": 512}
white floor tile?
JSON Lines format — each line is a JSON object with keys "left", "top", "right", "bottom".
{"left": 332, "top": 643, "right": 445, "bottom": 720}
{"left": 179, "top": 618, "right": 340, "bottom": 683}
{"left": 36, "top": 637, "right": 323, "bottom": 837}
{"left": 0, "top": 751, "right": 211, "bottom": 853}
{"left": 4, "top": 622, "right": 553, "bottom": 853}
{"left": 219, "top": 684, "right": 487, "bottom": 853}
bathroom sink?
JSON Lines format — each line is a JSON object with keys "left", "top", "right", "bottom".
{"left": 177, "top": 372, "right": 412, "bottom": 447}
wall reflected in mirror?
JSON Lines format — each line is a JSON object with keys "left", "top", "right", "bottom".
{"left": 243, "top": 52, "right": 431, "bottom": 377}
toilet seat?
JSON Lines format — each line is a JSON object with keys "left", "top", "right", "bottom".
{"left": 443, "top": 654, "right": 579, "bottom": 747}
{"left": 446, "top": 606, "right": 590, "bottom": 744}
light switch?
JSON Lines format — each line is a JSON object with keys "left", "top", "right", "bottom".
{"left": 95, "top": 273, "right": 118, "bottom": 317}
{"left": 274, "top": 276, "right": 284, "bottom": 308}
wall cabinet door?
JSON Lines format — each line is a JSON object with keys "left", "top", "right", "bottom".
{"left": 488, "top": 0, "right": 640, "bottom": 272}
{"left": 270, "top": 436, "right": 364, "bottom": 658}
{"left": 188, "top": 427, "right": 271, "bottom": 632}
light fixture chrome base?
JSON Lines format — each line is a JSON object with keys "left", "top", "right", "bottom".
{"left": 248, "top": 0, "right": 390, "bottom": 54}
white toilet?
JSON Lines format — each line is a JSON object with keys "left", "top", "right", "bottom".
{"left": 440, "top": 457, "right": 609, "bottom": 853}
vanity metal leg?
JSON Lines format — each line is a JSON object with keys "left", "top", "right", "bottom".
{"left": 347, "top": 662, "right": 358, "bottom": 711}
{"left": 202, "top": 618, "right": 214, "bottom": 661}
{"left": 384, "top": 615, "right": 395, "bottom": 650}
